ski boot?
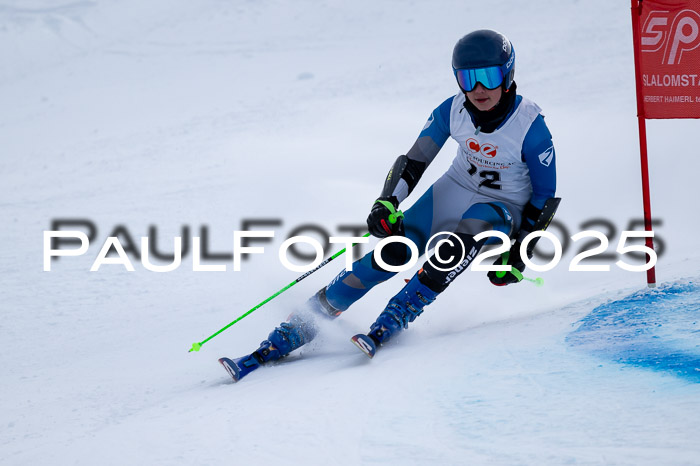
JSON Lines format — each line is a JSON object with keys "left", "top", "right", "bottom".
{"left": 352, "top": 271, "right": 440, "bottom": 358}
{"left": 219, "top": 288, "right": 341, "bottom": 382}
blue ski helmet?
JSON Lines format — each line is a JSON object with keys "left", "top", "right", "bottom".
{"left": 452, "top": 29, "right": 515, "bottom": 93}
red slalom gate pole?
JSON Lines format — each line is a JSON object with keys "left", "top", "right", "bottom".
{"left": 630, "top": 0, "right": 657, "bottom": 288}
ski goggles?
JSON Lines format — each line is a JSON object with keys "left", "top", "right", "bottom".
{"left": 454, "top": 66, "right": 505, "bottom": 92}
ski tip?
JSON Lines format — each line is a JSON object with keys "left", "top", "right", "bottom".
{"left": 351, "top": 334, "right": 376, "bottom": 359}
{"left": 218, "top": 357, "right": 241, "bottom": 382}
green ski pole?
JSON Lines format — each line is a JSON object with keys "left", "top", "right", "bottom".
{"left": 189, "top": 229, "right": 383, "bottom": 353}
{"left": 495, "top": 251, "right": 544, "bottom": 287}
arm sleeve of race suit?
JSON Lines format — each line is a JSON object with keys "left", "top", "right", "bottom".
{"left": 521, "top": 114, "right": 557, "bottom": 226}
{"left": 391, "top": 96, "right": 454, "bottom": 202}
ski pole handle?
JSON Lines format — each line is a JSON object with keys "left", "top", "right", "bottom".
{"left": 388, "top": 210, "right": 404, "bottom": 224}
{"left": 374, "top": 199, "right": 404, "bottom": 225}
{"left": 495, "top": 252, "right": 544, "bottom": 287}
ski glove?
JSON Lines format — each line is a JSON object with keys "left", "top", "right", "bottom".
{"left": 488, "top": 242, "right": 527, "bottom": 286}
{"left": 367, "top": 196, "right": 404, "bottom": 238}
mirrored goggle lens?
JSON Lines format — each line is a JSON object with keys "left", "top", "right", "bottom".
{"left": 454, "top": 67, "right": 504, "bottom": 92}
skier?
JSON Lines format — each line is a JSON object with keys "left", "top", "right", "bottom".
{"left": 220, "top": 29, "right": 559, "bottom": 381}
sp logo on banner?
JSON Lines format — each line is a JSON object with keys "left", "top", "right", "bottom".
{"left": 635, "top": 0, "right": 700, "bottom": 118}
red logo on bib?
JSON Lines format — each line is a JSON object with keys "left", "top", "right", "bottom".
{"left": 466, "top": 139, "right": 498, "bottom": 158}
{"left": 466, "top": 139, "right": 480, "bottom": 153}
{"left": 481, "top": 143, "right": 497, "bottom": 158}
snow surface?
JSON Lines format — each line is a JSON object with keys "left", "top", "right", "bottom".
{"left": 1, "top": 0, "right": 699, "bottom": 464}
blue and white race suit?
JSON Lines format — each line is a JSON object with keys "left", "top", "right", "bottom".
{"left": 326, "top": 92, "right": 557, "bottom": 310}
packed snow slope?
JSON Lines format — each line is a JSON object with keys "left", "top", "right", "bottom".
{"left": 1, "top": 1, "right": 699, "bottom": 465}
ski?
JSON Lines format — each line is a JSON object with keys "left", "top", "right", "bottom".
{"left": 351, "top": 333, "right": 377, "bottom": 359}
{"left": 220, "top": 334, "right": 378, "bottom": 383}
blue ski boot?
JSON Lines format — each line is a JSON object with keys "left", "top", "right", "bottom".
{"left": 219, "top": 288, "right": 342, "bottom": 382}
{"left": 219, "top": 353, "right": 263, "bottom": 382}
{"left": 352, "top": 271, "right": 440, "bottom": 358}
{"left": 219, "top": 314, "right": 314, "bottom": 382}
